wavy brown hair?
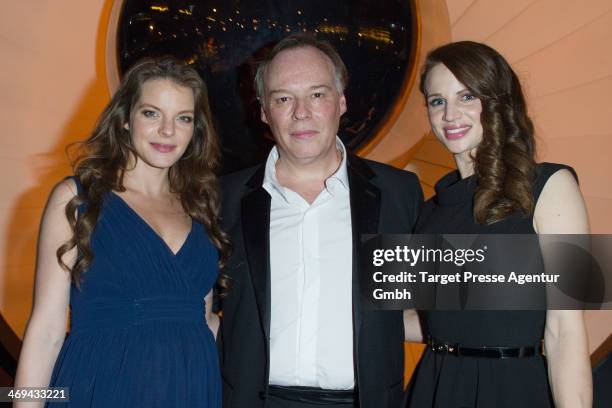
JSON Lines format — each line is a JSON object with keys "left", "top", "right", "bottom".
{"left": 57, "top": 57, "right": 231, "bottom": 290}
{"left": 419, "top": 41, "right": 537, "bottom": 224}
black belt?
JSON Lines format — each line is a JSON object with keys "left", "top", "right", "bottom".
{"left": 268, "top": 385, "right": 355, "bottom": 405}
{"left": 428, "top": 337, "right": 539, "bottom": 359}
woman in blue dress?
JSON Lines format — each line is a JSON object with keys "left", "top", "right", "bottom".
{"left": 404, "top": 42, "right": 592, "bottom": 407}
{"left": 15, "top": 57, "right": 229, "bottom": 407}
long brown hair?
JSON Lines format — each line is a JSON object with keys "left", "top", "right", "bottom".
{"left": 57, "top": 57, "right": 231, "bottom": 289}
{"left": 420, "top": 41, "right": 536, "bottom": 224}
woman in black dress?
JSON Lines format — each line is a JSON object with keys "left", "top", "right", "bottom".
{"left": 404, "top": 41, "right": 592, "bottom": 407}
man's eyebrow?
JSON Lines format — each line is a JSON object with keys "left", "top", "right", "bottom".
{"left": 268, "top": 89, "right": 290, "bottom": 96}
{"left": 268, "top": 84, "right": 333, "bottom": 95}
{"left": 310, "top": 84, "right": 332, "bottom": 90}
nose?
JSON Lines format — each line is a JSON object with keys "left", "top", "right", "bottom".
{"left": 443, "top": 102, "right": 461, "bottom": 122}
{"left": 159, "top": 116, "right": 175, "bottom": 137}
{"left": 292, "top": 97, "right": 311, "bottom": 120}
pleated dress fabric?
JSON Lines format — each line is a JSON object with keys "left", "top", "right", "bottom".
{"left": 47, "top": 184, "right": 221, "bottom": 407}
{"left": 405, "top": 163, "right": 576, "bottom": 408}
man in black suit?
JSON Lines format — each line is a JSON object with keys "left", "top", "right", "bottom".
{"left": 218, "top": 34, "right": 423, "bottom": 408}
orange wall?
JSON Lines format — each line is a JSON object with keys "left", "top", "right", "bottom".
{"left": 0, "top": 0, "right": 113, "bottom": 336}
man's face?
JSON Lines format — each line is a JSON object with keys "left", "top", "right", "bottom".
{"left": 261, "top": 46, "right": 347, "bottom": 165}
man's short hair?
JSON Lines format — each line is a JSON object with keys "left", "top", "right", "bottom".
{"left": 254, "top": 33, "right": 349, "bottom": 104}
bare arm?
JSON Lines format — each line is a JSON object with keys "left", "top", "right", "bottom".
{"left": 534, "top": 169, "right": 592, "bottom": 408}
{"left": 544, "top": 309, "right": 591, "bottom": 408}
{"left": 13, "top": 180, "right": 75, "bottom": 407}
{"left": 205, "top": 289, "right": 219, "bottom": 340}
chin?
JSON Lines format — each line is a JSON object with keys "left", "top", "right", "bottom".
{"left": 444, "top": 141, "right": 471, "bottom": 154}
{"left": 145, "top": 157, "right": 180, "bottom": 169}
{"left": 297, "top": 149, "right": 327, "bottom": 160}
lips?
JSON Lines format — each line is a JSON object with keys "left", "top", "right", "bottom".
{"left": 290, "top": 130, "right": 318, "bottom": 139}
{"left": 150, "top": 142, "right": 176, "bottom": 153}
{"left": 444, "top": 125, "right": 471, "bottom": 140}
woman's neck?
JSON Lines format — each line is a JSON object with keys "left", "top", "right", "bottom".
{"left": 454, "top": 151, "right": 476, "bottom": 179}
{"left": 121, "top": 162, "right": 171, "bottom": 197}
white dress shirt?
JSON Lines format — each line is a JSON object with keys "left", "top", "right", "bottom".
{"left": 263, "top": 138, "right": 354, "bottom": 390}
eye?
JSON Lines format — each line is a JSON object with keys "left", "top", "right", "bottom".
{"left": 142, "top": 109, "right": 158, "bottom": 118}
{"left": 312, "top": 92, "right": 324, "bottom": 98}
{"left": 178, "top": 115, "right": 194, "bottom": 123}
{"left": 461, "top": 93, "right": 476, "bottom": 102}
{"left": 275, "top": 96, "right": 290, "bottom": 104}
{"left": 427, "top": 97, "right": 444, "bottom": 107}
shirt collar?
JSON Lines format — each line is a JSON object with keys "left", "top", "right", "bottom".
{"left": 329, "top": 138, "right": 349, "bottom": 190}
{"left": 263, "top": 136, "right": 350, "bottom": 199}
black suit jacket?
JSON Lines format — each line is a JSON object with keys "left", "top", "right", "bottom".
{"left": 218, "top": 154, "right": 423, "bottom": 408}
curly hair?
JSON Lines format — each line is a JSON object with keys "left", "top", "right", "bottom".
{"left": 57, "top": 57, "right": 231, "bottom": 291}
{"left": 419, "top": 41, "right": 537, "bottom": 224}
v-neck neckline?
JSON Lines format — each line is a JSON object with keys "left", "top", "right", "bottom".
{"left": 110, "top": 191, "right": 194, "bottom": 257}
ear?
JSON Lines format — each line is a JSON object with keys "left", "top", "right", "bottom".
{"left": 123, "top": 122, "right": 130, "bottom": 131}
{"left": 339, "top": 93, "right": 347, "bottom": 116}
{"left": 260, "top": 106, "right": 269, "bottom": 125}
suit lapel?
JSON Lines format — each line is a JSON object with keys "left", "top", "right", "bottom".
{"left": 241, "top": 166, "right": 272, "bottom": 340}
{"left": 347, "top": 156, "right": 381, "bottom": 349}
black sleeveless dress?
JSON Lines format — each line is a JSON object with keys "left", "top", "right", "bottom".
{"left": 405, "top": 163, "right": 577, "bottom": 408}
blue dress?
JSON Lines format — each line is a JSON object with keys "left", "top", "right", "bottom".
{"left": 47, "top": 185, "right": 221, "bottom": 407}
